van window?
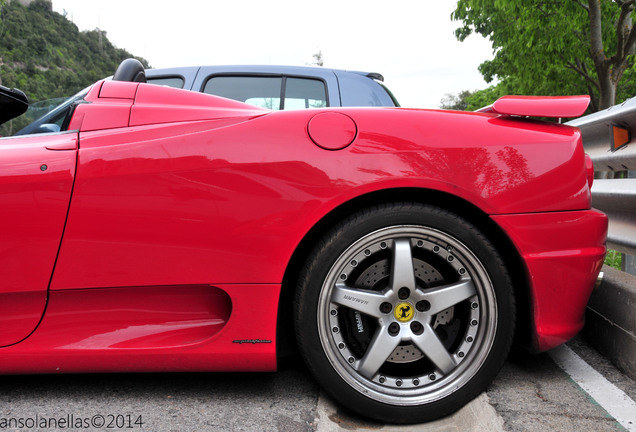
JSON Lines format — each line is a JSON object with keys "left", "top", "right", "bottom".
{"left": 203, "top": 76, "right": 327, "bottom": 110}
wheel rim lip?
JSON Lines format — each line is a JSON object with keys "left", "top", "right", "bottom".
{"left": 317, "top": 225, "right": 498, "bottom": 406}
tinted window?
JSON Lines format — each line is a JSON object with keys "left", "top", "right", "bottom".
{"left": 337, "top": 73, "right": 396, "bottom": 107}
{"left": 204, "top": 76, "right": 282, "bottom": 109}
{"left": 202, "top": 76, "right": 327, "bottom": 110}
{"left": 147, "top": 76, "right": 185, "bottom": 89}
{"left": 285, "top": 78, "right": 326, "bottom": 109}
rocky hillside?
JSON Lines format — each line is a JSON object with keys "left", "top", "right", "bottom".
{"left": 0, "top": 0, "right": 147, "bottom": 101}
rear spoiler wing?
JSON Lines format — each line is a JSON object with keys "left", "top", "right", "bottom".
{"left": 476, "top": 95, "right": 590, "bottom": 118}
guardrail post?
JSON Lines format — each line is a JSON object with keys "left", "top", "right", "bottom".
{"left": 625, "top": 249, "right": 636, "bottom": 275}
{"left": 623, "top": 171, "right": 636, "bottom": 276}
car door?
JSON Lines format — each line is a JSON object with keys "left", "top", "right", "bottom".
{"left": 0, "top": 132, "right": 77, "bottom": 346}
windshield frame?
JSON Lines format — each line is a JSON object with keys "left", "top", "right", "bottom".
{"left": 12, "top": 86, "right": 90, "bottom": 136}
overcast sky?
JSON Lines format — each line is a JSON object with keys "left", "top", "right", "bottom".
{"left": 51, "top": 0, "right": 494, "bottom": 108}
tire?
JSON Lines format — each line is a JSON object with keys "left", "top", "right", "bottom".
{"left": 294, "top": 203, "right": 515, "bottom": 424}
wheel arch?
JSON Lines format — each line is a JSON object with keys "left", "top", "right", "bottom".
{"left": 276, "top": 187, "right": 532, "bottom": 360}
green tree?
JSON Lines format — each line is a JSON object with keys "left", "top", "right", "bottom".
{"left": 0, "top": 0, "right": 148, "bottom": 135}
{"left": 312, "top": 50, "right": 324, "bottom": 67}
{"left": 439, "top": 85, "right": 510, "bottom": 111}
{"left": 465, "top": 85, "right": 510, "bottom": 111}
{"left": 0, "top": 0, "right": 148, "bottom": 100}
{"left": 453, "top": 0, "right": 636, "bottom": 111}
{"left": 439, "top": 90, "right": 473, "bottom": 110}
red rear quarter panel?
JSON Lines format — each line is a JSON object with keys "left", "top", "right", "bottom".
{"left": 52, "top": 102, "right": 591, "bottom": 292}
{"left": 493, "top": 210, "right": 607, "bottom": 351}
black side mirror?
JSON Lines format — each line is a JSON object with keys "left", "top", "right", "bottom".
{"left": 0, "top": 85, "right": 29, "bottom": 124}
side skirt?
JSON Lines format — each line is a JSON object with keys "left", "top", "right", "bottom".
{"left": 0, "top": 284, "right": 279, "bottom": 374}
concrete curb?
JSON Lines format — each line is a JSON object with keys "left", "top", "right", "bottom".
{"left": 315, "top": 391, "right": 505, "bottom": 431}
{"left": 583, "top": 265, "right": 636, "bottom": 380}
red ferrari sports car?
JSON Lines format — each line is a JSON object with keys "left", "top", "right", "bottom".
{"left": 0, "top": 60, "right": 606, "bottom": 424}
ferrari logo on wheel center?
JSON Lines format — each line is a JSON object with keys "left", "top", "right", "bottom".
{"left": 394, "top": 302, "right": 414, "bottom": 322}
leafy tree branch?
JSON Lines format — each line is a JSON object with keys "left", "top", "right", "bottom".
{"left": 452, "top": 0, "right": 636, "bottom": 111}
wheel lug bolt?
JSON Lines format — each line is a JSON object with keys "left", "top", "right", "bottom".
{"left": 398, "top": 287, "right": 410, "bottom": 300}
{"left": 338, "top": 343, "right": 345, "bottom": 349}
{"left": 416, "top": 300, "right": 430, "bottom": 312}
{"left": 379, "top": 376, "right": 386, "bottom": 383}
{"left": 471, "top": 302, "right": 478, "bottom": 309}
{"left": 388, "top": 322, "right": 400, "bottom": 336}
{"left": 471, "top": 320, "right": 478, "bottom": 326}
{"left": 458, "top": 351, "right": 465, "bottom": 358}
{"left": 466, "top": 336, "right": 473, "bottom": 343}
{"left": 413, "top": 378, "right": 420, "bottom": 386}
{"left": 429, "top": 374, "right": 436, "bottom": 381}
{"left": 396, "top": 379, "right": 403, "bottom": 387}
{"left": 330, "top": 309, "right": 337, "bottom": 316}
{"left": 348, "top": 357, "right": 355, "bottom": 364}
{"left": 380, "top": 302, "right": 392, "bottom": 314}
{"left": 410, "top": 321, "right": 423, "bottom": 335}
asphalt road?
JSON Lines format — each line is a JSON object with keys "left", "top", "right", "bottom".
{"left": 488, "top": 337, "right": 636, "bottom": 432}
{"left": 0, "top": 337, "right": 634, "bottom": 432}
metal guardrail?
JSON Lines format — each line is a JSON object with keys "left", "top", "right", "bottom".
{"left": 590, "top": 179, "right": 636, "bottom": 256}
{"left": 567, "top": 98, "right": 636, "bottom": 257}
{"left": 567, "top": 99, "right": 636, "bottom": 381}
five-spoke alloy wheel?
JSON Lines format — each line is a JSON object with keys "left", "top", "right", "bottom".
{"left": 294, "top": 203, "right": 515, "bottom": 424}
